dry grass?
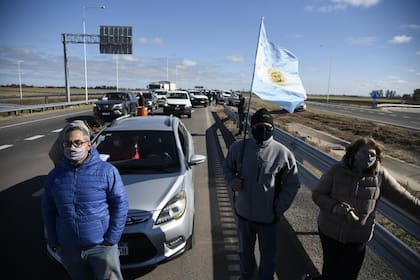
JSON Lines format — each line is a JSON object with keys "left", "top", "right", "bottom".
{"left": 248, "top": 97, "right": 420, "bottom": 166}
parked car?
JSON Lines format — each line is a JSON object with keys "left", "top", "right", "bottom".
{"left": 215, "top": 90, "right": 232, "bottom": 104}
{"left": 163, "top": 90, "right": 193, "bottom": 118}
{"left": 227, "top": 93, "right": 241, "bottom": 106}
{"left": 154, "top": 89, "right": 168, "bottom": 107}
{"left": 294, "top": 102, "right": 307, "bottom": 112}
{"left": 46, "top": 115, "right": 207, "bottom": 269}
{"left": 138, "top": 91, "right": 158, "bottom": 112}
{"left": 188, "top": 90, "right": 209, "bottom": 107}
{"left": 93, "top": 91, "right": 138, "bottom": 120}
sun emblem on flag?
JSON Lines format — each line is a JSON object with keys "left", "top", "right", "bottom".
{"left": 268, "top": 68, "right": 286, "bottom": 86}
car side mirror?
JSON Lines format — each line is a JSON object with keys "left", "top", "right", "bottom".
{"left": 188, "top": 154, "right": 206, "bottom": 166}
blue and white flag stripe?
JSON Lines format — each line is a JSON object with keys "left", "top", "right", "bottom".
{"left": 251, "top": 18, "right": 307, "bottom": 113}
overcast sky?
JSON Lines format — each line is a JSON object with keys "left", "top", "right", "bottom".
{"left": 0, "top": 0, "right": 419, "bottom": 96}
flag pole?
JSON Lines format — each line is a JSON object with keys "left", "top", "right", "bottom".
{"left": 243, "top": 17, "right": 263, "bottom": 141}
{"left": 239, "top": 17, "right": 264, "bottom": 167}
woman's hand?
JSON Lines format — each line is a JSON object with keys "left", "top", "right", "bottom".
{"left": 332, "top": 202, "right": 352, "bottom": 215}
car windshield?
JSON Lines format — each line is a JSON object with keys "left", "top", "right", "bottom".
{"left": 167, "top": 92, "right": 188, "bottom": 99}
{"left": 93, "top": 130, "right": 180, "bottom": 174}
{"left": 143, "top": 92, "right": 152, "bottom": 99}
{"left": 104, "top": 92, "right": 126, "bottom": 100}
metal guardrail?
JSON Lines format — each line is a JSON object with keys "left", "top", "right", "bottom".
{"left": 0, "top": 100, "right": 96, "bottom": 115}
{"left": 224, "top": 105, "right": 420, "bottom": 280}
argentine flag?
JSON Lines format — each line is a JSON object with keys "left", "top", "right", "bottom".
{"left": 251, "top": 18, "right": 307, "bottom": 113}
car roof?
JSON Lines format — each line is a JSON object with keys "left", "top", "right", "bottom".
{"left": 107, "top": 116, "right": 177, "bottom": 132}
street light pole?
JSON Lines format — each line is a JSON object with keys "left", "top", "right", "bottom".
{"left": 82, "top": 5, "right": 105, "bottom": 104}
{"left": 320, "top": 45, "right": 333, "bottom": 103}
{"left": 18, "top": 60, "right": 24, "bottom": 100}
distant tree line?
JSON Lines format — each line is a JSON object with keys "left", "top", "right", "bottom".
{"left": 369, "top": 89, "right": 420, "bottom": 104}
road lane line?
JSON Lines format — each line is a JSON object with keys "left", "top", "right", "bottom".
{"left": 0, "top": 109, "right": 91, "bottom": 129}
{"left": 0, "top": 144, "right": 13, "bottom": 150}
{"left": 24, "top": 135, "right": 45, "bottom": 140}
{"left": 51, "top": 128, "right": 63, "bottom": 133}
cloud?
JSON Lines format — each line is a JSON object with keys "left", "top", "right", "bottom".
{"left": 225, "top": 55, "right": 244, "bottom": 62}
{"left": 416, "top": 50, "right": 420, "bottom": 55}
{"left": 387, "top": 75, "right": 408, "bottom": 84}
{"left": 306, "top": 0, "right": 380, "bottom": 12}
{"left": 332, "top": 0, "right": 381, "bottom": 8}
{"left": 389, "top": 35, "right": 413, "bottom": 44}
{"left": 176, "top": 59, "right": 197, "bottom": 69}
{"left": 112, "top": 55, "right": 139, "bottom": 62}
{"left": 139, "top": 37, "right": 164, "bottom": 45}
{"left": 346, "top": 36, "right": 376, "bottom": 46}
{"left": 401, "top": 24, "right": 420, "bottom": 30}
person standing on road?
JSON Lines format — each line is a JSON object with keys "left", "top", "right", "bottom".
{"left": 224, "top": 108, "right": 301, "bottom": 280}
{"left": 42, "top": 124, "right": 128, "bottom": 280}
{"left": 235, "top": 93, "right": 247, "bottom": 136}
{"left": 306, "top": 137, "right": 420, "bottom": 280}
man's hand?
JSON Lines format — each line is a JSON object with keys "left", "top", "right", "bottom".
{"left": 230, "top": 177, "right": 243, "bottom": 191}
{"left": 101, "top": 240, "right": 113, "bottom": 246}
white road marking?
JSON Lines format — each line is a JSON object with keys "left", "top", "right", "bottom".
{"left": 24, "top": 135, "right": 45, "bottom": 141}
{"left": 51, "top": 128, "right": 63, "bottom": 133}
{"left": 0, "top": 144, "right": 14, "bottom": 150}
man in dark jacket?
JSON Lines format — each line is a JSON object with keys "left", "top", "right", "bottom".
{"left": 224, "top": 108, "right": 300, "bottom": 279}
{"left": 42, "top": 124, "right": 128, "bottom": 280}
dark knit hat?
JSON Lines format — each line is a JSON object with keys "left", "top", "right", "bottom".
{"left": 251, "top": 108, "right": 273, "bottom": 127}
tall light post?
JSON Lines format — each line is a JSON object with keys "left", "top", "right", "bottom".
{"left": 17, "top": 60, "right": 24, "bottom": 100}
{"left": 320, "top": 45, "right": 333, "bottom": 103}
{"left": 82, "top": 5, "right": 105, "bottom": 103}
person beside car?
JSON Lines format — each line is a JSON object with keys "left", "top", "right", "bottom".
{"left": 42, "top": 124, "right": 128, "bottom": 280}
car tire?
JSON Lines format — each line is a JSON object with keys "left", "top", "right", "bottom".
{"left": 188, "top": 113, "right": 191, "bottom": 118}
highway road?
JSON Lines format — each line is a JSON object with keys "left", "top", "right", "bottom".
{"left": 0, "top": 106, "right": 400, "bottom": 280}
{"left": 307, "top": 101, "right": 420, "bottom": 130}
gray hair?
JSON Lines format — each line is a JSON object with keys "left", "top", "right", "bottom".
{"left": 63, "top": 120, "right": 91, "bottom": 141}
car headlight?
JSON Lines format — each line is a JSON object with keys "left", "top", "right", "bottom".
{"left": 155, "top": 190, "right": 186, "bottom": 225}
{"left": 112, "top": 104, "right": 123, "bottom": 110}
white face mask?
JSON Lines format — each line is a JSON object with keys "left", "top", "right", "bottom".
{"left": 64, "top": 146, "right": 88, "bottom": 162}
{"left": 354, "top": 146, "right": 377, "bottom": 170}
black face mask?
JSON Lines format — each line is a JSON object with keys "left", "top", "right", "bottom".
{"left": 252, "top": 126, "right": 273, "bottom": 143}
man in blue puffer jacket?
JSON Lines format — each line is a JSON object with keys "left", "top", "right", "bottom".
{"left": 42, "top": 124, "right": 128, "bottom": 280}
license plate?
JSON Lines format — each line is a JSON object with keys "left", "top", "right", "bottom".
{"left": 118, "top": 243, "right": 129, "bottom": 256}
{"left": 174, "top": 107, "right": 180, "bottom": 110}
{"left": 102, "top": 112, "right": 111, "bottom": 116}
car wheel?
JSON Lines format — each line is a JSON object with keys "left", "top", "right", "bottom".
{"left": 188, "top": 113, "right": 191, "bottom": 118}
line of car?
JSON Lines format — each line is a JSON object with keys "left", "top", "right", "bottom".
{"left": 46, "top": 114, "right": 207, "bottom": 269}
{"left": 93, "top": 89, "right": 212, "bottom": 121}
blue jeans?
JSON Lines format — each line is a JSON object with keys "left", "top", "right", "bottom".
{"left": 59, "top": 244, "right": 123, "bottom": 280}
{"left": 237, "top": 215, "right": 277, "bottom": 280}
